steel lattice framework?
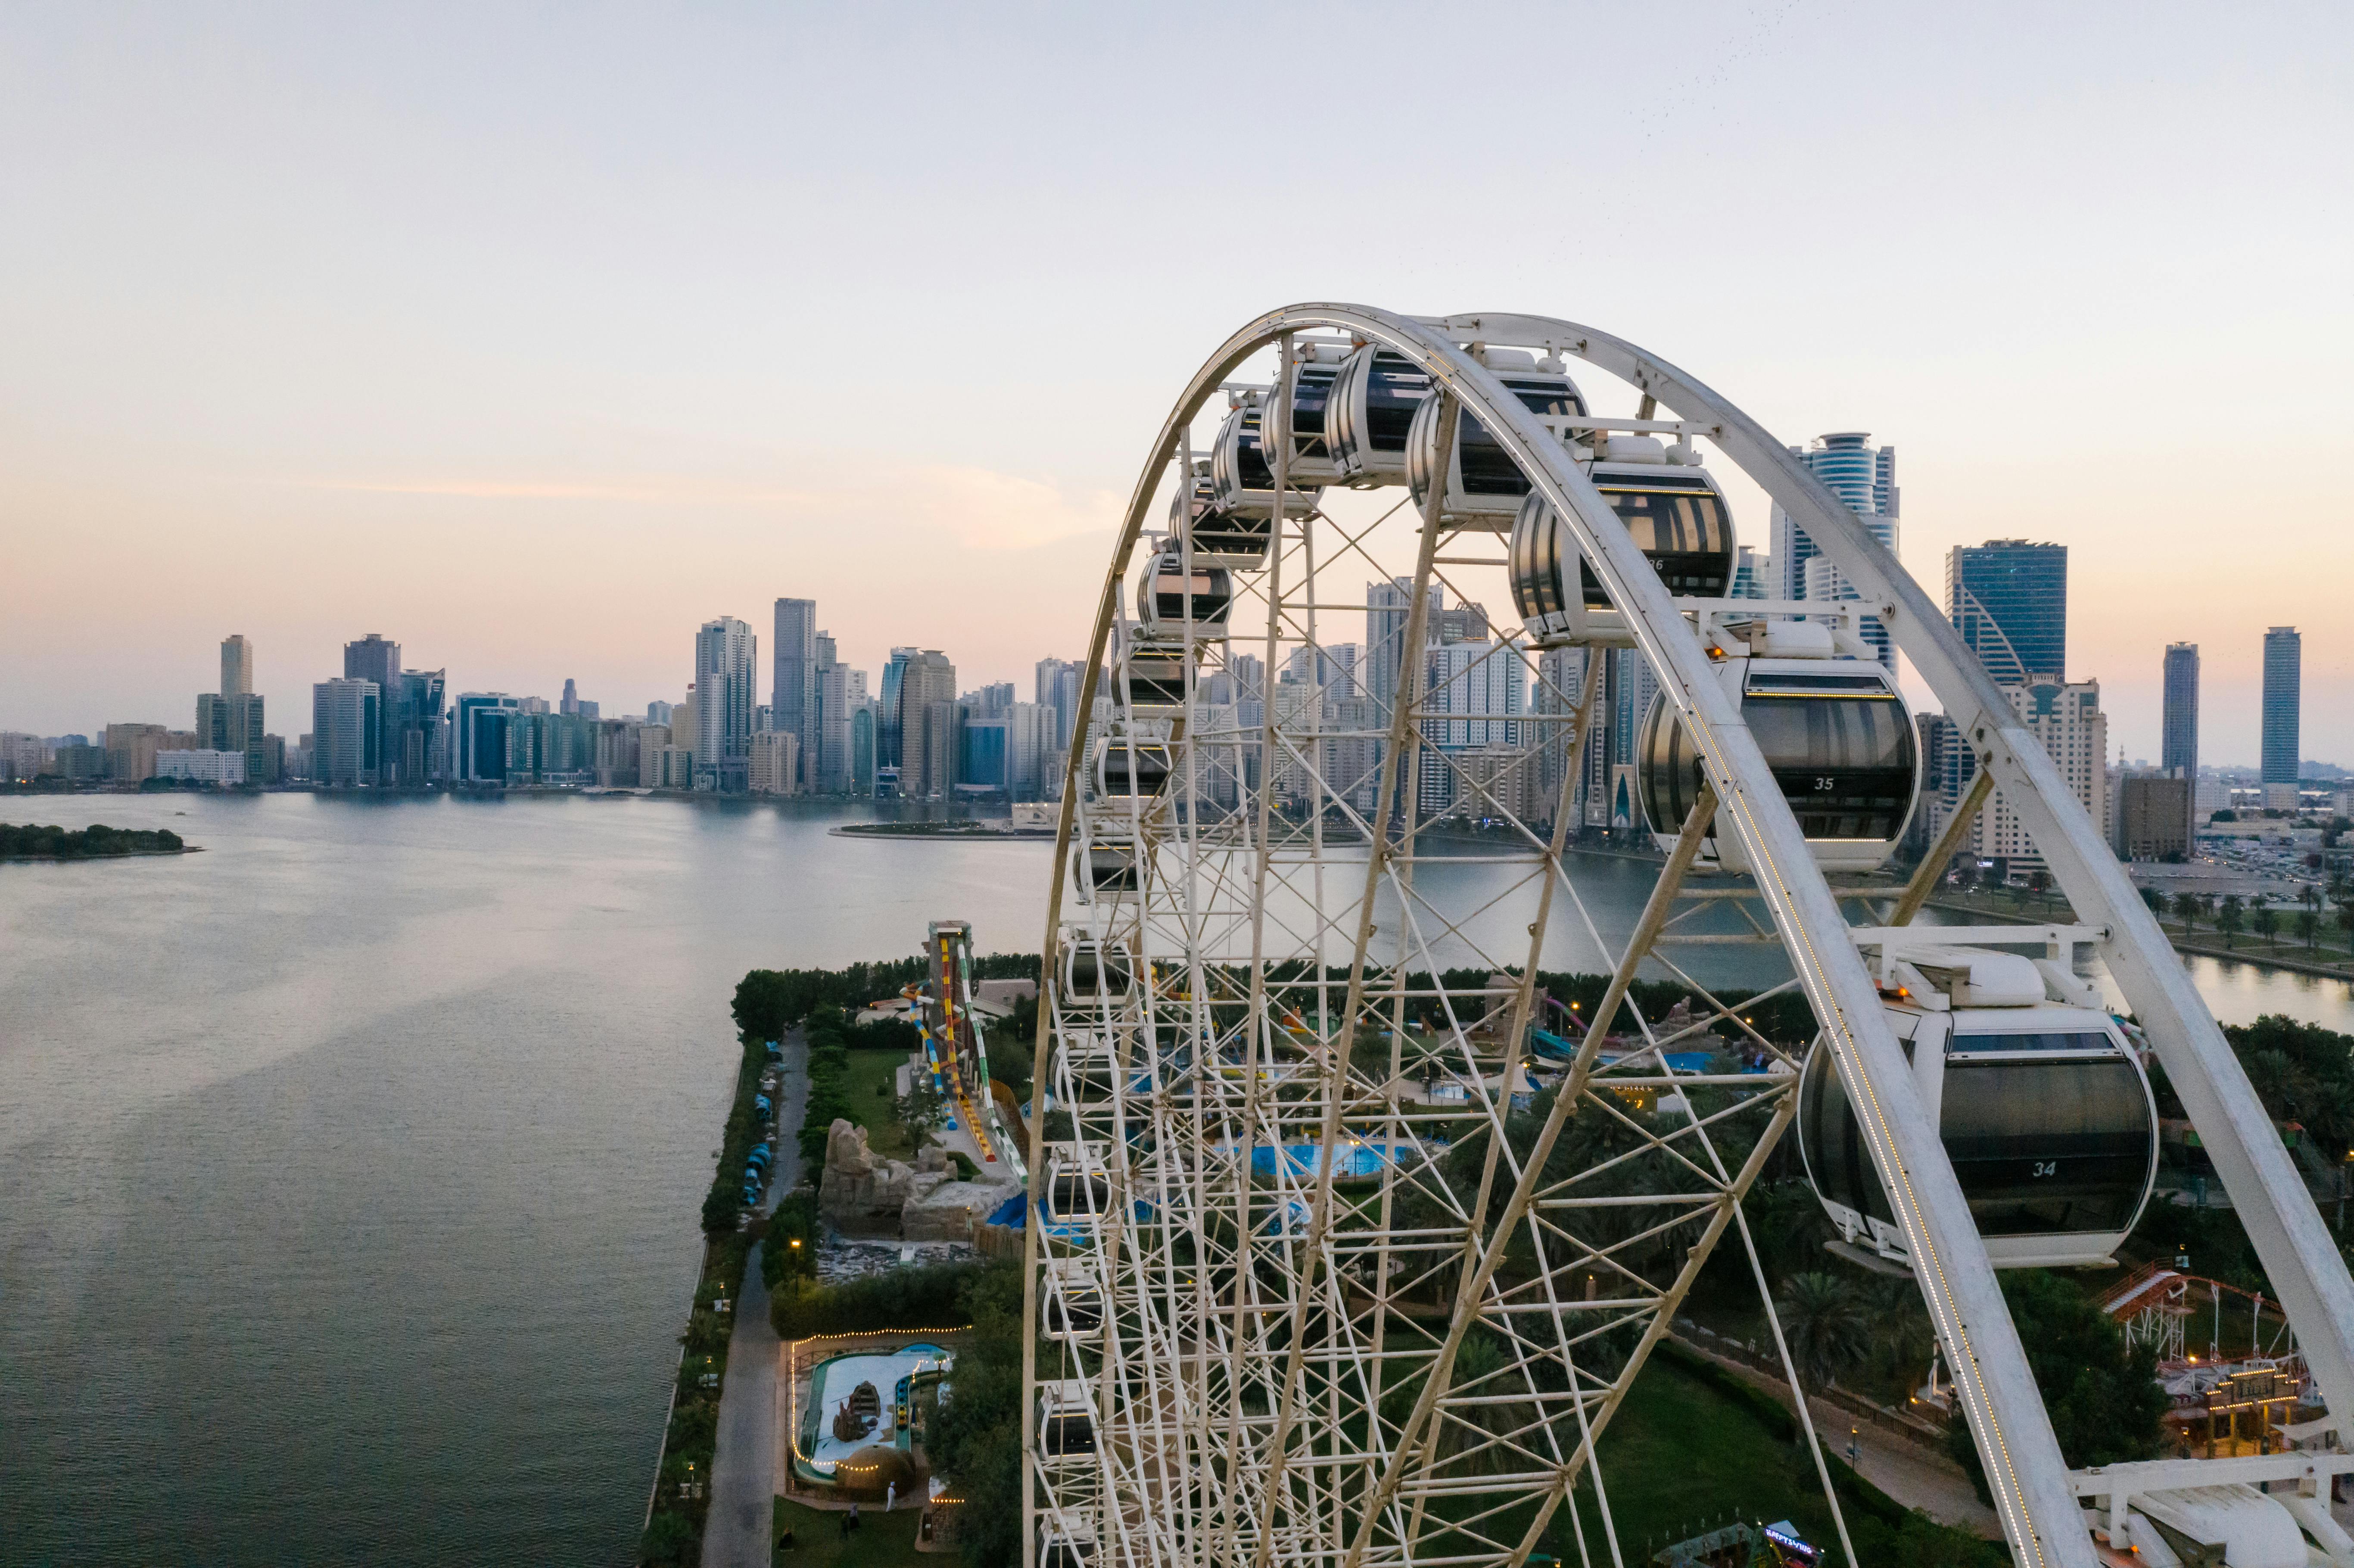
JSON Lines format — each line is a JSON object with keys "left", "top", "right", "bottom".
{"left": 1015, "top": 305, "right": 2354, "bottom": 1568}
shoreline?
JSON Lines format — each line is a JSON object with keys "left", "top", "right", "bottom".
{"left": 1924, "top": 897, "right": 2354, "bottom": 986}
{"left": 830, "top": 823, "right": 1053, "bottom": 841}
{"left": 0, "top": 845, "right": 203, "bottom": 863}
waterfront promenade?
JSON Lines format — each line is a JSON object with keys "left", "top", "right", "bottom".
{"left": 704, "top": 1036, "right": 807, "bottom": 1568}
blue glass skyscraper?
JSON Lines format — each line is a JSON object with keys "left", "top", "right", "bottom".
{"left": 2262, "top": 627, "right": 2301, "bottom": 786}
{"left": 1772, "top": 432, "right": 1897, "bottom": 600}
{"left": 1946, "top": 541, "right": 2067, "bottom": 684}
{"left": 1772, "top": 432, "right": 1898, "bottom": 668}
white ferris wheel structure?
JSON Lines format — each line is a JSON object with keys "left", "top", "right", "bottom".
{"left": 1012, "top": 304, "right": 2354, "bottom": 1568}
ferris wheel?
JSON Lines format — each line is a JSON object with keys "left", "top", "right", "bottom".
{"left": 1014, "top": 305, "right": 2354, "bottom": 1568}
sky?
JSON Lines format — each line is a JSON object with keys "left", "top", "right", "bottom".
{"left": 3, "top": 2, "right": 2350, "bottom": 765}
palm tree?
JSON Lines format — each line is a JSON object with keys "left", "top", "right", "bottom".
{"left": 2299, "top": 908, "right": 2321, "bottom": 950}
{"left": 1775, "top": 1270, "right": 1872, "bottom": 1391}
{"left": 2218, "top": 895, "right": 2245, "bottom": 949}
{"left": 2173, "top": 891, "right": 2201, "bottom": 938}
{"left": 2253, "top": 903, "right": 2281, "bottom": 947}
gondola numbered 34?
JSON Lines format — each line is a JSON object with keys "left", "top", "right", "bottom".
{"left": 1799, "top": 928, "right": 2159, "bottom": 1270}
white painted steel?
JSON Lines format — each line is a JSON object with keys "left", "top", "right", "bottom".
{"left": 1017, "top": 303, "right": 2344, "bottom": 1568}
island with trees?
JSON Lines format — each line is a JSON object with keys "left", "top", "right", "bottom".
{"left": 0, "top": 822, "right": 190, "bottom": 860}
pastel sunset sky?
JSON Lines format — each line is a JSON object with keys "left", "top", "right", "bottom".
{"left": 4, "top": 3, "right": 2348, "bottom": 763}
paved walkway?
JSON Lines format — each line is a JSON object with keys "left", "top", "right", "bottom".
{"left": 704, "top": 1037, "right": 808, "bottom": 1568}
{"left": 1674, "top": 1336, "right": 2002, "bottom": 1537}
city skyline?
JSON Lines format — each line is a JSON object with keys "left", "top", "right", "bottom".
{"left": 4, "top": 8, "right": 2351, "bottom": 759}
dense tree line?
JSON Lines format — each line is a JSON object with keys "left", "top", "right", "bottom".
{"left": 0, "top": 821, "right": 183, "bottom": 857}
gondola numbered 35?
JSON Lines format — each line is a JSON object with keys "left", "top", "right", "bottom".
{"left": 1638, "top": 613, "right": 1918, "bottom": 873}
{"left": 1799, "top": 930, "right": 2159, "bottom": 1270}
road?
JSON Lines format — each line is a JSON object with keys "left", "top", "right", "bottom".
{"left": 703, "top": 1036, "right": 808, "bottom": 1568}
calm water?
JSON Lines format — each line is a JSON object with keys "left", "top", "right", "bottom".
{"left": 1, "top": 793, "right": 2346, "bottom": 1565}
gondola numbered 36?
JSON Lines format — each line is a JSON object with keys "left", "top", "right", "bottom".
{"left": 1799, "top": 931, "right": 2159, "bottom": 1270}
{"left": 1510, "top": 435, "right": 1739, "bottom": 641}
{"left": 1403, "top": 346, "right": 1588, "bottom": 525}
{"left": 1638, "top": 617, "right": 1918, "bottom": 872}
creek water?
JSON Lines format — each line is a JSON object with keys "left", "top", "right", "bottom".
{"left": 1, "top": 792, "right": 2345, "bottom": 1564}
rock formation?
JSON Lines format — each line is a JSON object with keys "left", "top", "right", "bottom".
{"left": 819, "top": 1119, "right": 917, "bottom": 1235}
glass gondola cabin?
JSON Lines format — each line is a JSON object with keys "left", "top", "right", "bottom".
{"left": 1121, "top": 644, "right": 1194, "bottom": 715}
{"left": 1169, "top": 456, "right": 1270, "bottom": 566}
{"left": 1799, "top": 945, "right": 2158, "bottom": 1269}
{"left": 1404, "top": 348, "right": 1588, "bottom": 525}
{"left": 1062, "top": 936, "right": 1136, "bottom": 1003}
{"left": 1210, "top": 394, "right": 1323, "bottom": 519}
{"left": 1094, "top": 738, "right": 1172, "bottom": 799}
{"left": 1136, "top": 548, "right": 1234, "bottom": 641}
{"left": 1326, "top": 345, "right": 1433, "bottom": 487}
{"left": 1638, "top": 632, "right": 1918, "bottom": 873}
{"left": 1252, "top": 339, "right": 1351, "bottom": 485}
{"left": 1510, "top": 439, "right": 1738, "bottom": 641}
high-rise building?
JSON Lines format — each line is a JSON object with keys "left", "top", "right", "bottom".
{"left": 1365, "top": 577, "right": 1414, "bottom": 719}
{"left": 851, "top": 703, "right": 877, "bottom": 794}
{"left": 773, "top": 599, "right": 817, "bottom": 781}
{"left": 197, "top": 671, "right": 268, "bottom": 783}
{"left": 694, "top": 617, "right": 757, "bottom": 793}
{"left": 221, "top": 635, "right": 254, "bottom": 698}
{"left": 312, "top": 678, "right": 382, "bottom": 787}
{"left": 560, "top": 678, "right": 581, "bottom": 715}
{"left": 1729, "top": 548, "right": 1770, "bottom": 600}
{"left": 1034, "top": 657, "right": 1081, "bottom": 753}
{"left": 103, "top": 722, "right": 172, "bottom": 782}
{"left": 882, "top": 647, "right": 920, "bottom": 768}
{"left": 1773, "top": 432, "right": 1897, "bottom": 598}
{"left": 1946, "top": 541, "right": 2067, "bottom": 685}
{"left": 895, "top": 650, "right": 959, "bottom": 797}
{"left": 2262, "top": 627, "right": 2301, "bottom": 789}
{"left": 1773, "top": 433, "right": 1898, "bottom": 666}
{"left": 646, "top": 700, "right": 674, "bottom": 725}
{"left": 812, "top": 632, "right": 851, "bottom": 793}
{"left": 342, "top": 633, "right": 401, "bottom": 776}
{"left": 453, "top": 694, "right": 521, "bottom": 784}
{"left": 2162, "top": 641, "right": 2199, "bottom": 835}
{"left": 748, "top": 730, "right": 801, "bottom": 796}
{"left": 1972, "top": 679, "right": 2108, "bottom": 874}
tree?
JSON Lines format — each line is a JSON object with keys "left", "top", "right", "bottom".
{"left": 931, "top": 1259, "right": 1025, "bottom": 1568}
{"left": 1775, "top": 1271, "right": 1871, "bottom": 1390}
{"left": 1946, "top": 1270, "right": 2164, "bottom": 1499}
{"left": 2217, "top": 895, "right": 2244, "bottom": 949}
{"left": 2299, "top": 908, "right": 2322, "bottom": 950}
{"left": 2173, "top": 891, "right": 2201, "bottom": 937}
{"left": 2253, "top": 903, "right": 2280, "bottom": 946}
{"left": 2139, "top": 885, "right": 2164, "bottom": 918}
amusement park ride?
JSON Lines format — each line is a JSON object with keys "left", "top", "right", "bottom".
{"left": 1015, "top": 305, "right": 2354, "bottom": 1568}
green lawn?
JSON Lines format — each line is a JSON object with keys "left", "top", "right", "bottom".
{"left": 772, "top": 1496, "right": 929, "bottom": 1568}
{"left": 1547, "top": 1347, "right": 1864, "bottom": 1563}
{"left": 842, "top": 1048, "right": 916, "bottom": 1159}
